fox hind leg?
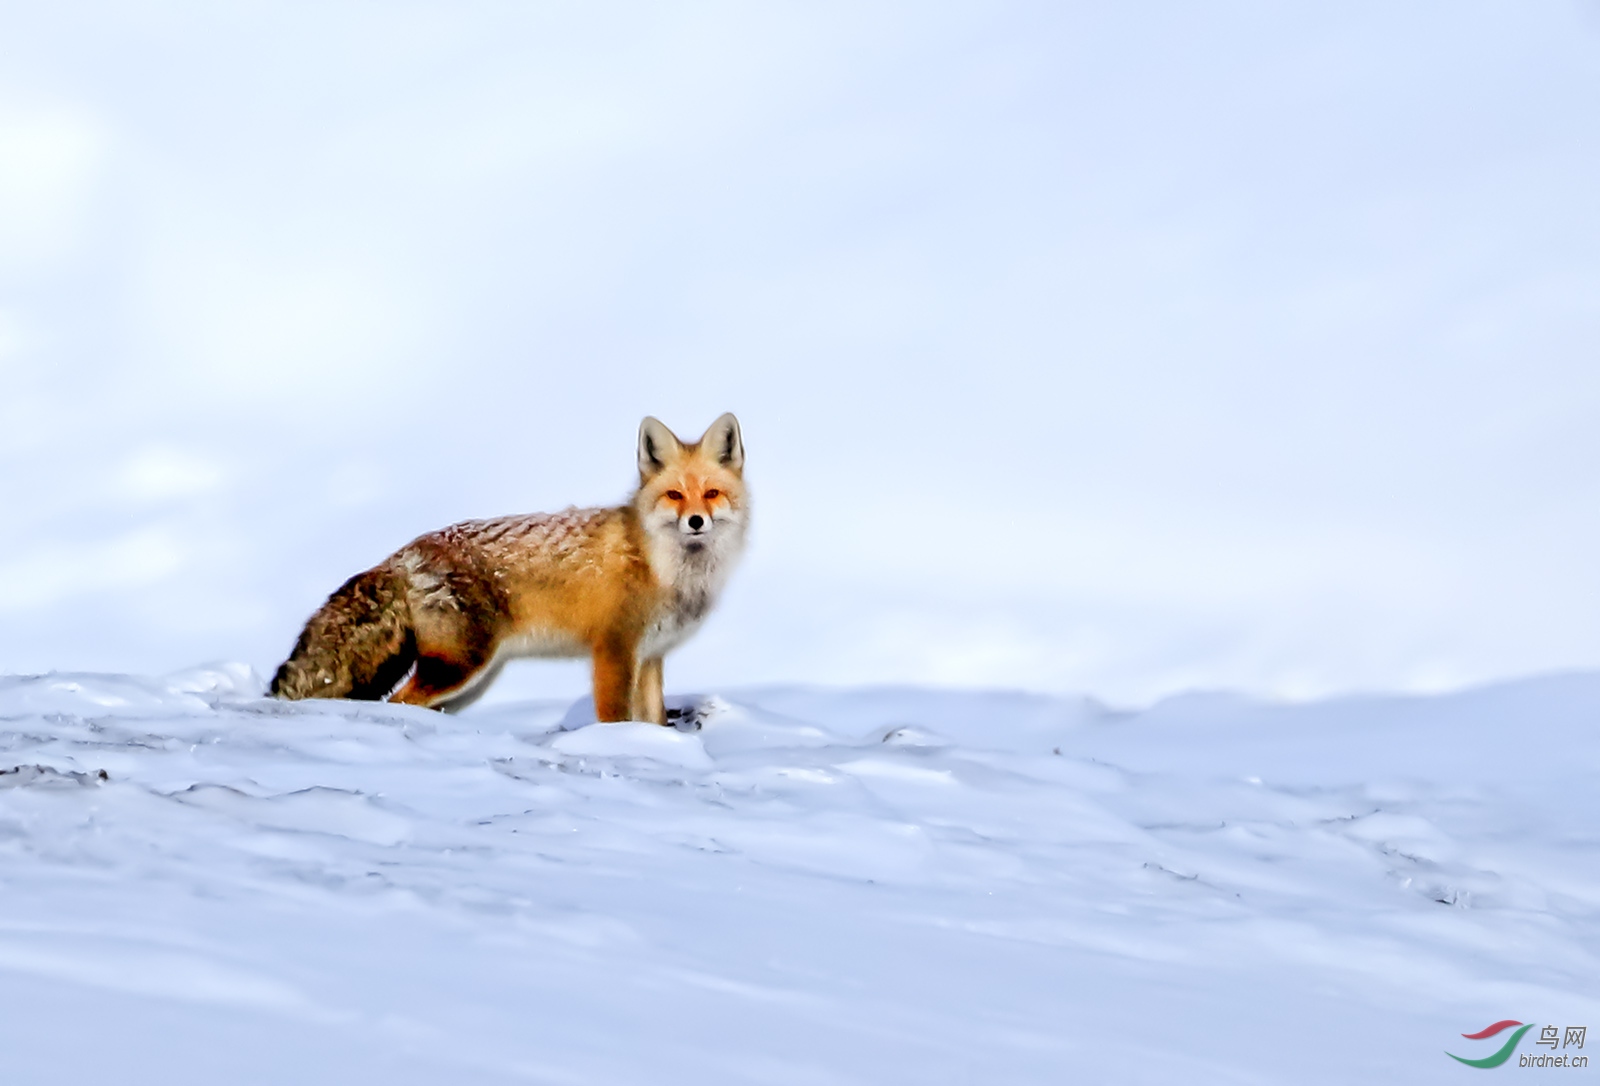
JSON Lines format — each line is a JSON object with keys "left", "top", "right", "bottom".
{"left": 387, "top": 652, "right": 491, "bottom": 709}
{"left": 386, "top": 604, "right": 502, "bottom": 711}
{"left": 378, "top": 543, "right": 516, "bottom": 711}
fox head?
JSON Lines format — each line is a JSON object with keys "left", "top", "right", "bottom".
{"left": 635, "top": 413, "right": 747, "bottom": 559}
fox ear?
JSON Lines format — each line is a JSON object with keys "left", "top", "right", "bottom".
{"left": 700, "top": 412, "right": 743, "bottom": 474}
{"left": 638, "top": 416, "right": 684, "bottom": 480}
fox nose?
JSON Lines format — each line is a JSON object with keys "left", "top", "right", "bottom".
{"left": 687, "top": 514, "right": 705, "bottom": 531}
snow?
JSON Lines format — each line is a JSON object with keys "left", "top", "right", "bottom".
{"left": 0, "top": 666, "right": 1596, "bottom": 1083}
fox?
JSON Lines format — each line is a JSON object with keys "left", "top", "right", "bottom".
{"left": 269, "top": 413, "right": 747, "bottom": 723}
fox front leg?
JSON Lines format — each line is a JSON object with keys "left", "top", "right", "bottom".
{"left": 633, "top": 656, "right": 666, "bottom": 726}
{"left": 590, "top": 636, "right": 640, "bottom": 723}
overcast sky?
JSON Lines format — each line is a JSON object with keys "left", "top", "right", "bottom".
{"left": 2, "top": 1, "right": 1598, "bottom": 705}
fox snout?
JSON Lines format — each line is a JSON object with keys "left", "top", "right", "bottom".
{"left": 679, "top": 509, "right": 714, "bottom": 550}
{"left": 662, "top": 497, "right": 719, "bottom": 536}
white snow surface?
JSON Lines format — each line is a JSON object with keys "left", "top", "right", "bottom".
{"left": 0, "top": 665, "right": 1596, "bottom": 1083}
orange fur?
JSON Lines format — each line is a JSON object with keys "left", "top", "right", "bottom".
{"left": 270, "top": 414, "right": 748, "bottom": 722}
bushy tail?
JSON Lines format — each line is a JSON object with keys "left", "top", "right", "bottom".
{"left": 270, "top": 565, "right": 417, "bottom": 701}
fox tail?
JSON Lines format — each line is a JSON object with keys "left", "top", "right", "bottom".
{"left": 269, "top": 565, "right": 417, "bottom": 701}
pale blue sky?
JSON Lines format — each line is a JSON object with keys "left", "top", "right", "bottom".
{"left": 2, "top": 2, "right": 1597, "bottom": 703}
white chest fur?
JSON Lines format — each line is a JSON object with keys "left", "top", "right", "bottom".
{"left": 639, "top": 525, "right": 743, "bottom": 660}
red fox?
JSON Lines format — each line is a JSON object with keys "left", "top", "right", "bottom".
{"left": 269, "top": 414, "right": 747, "bottom": 723}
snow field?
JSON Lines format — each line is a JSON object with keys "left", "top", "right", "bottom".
{"left": 0, "top": 666, "right": 1596, "bottom": 1083}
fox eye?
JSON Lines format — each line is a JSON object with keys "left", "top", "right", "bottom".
{"left": 704, "top": 489, "right": 720, "bottom": 500}
{"left": 664, "top": 490, "right": 684, "bottom": 501}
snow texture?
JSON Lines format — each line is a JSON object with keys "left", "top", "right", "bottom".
{"left": 0, "top": 665, "right": 1595, "bottom": 1082}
